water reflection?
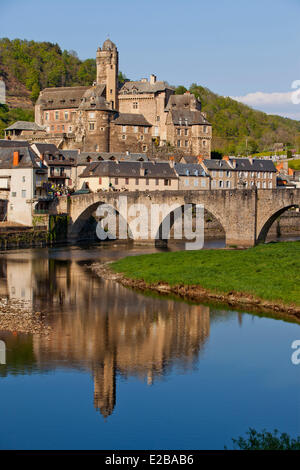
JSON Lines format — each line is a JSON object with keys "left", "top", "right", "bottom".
{"left": 0, "top": 248, "right": 212, "bottom": 419}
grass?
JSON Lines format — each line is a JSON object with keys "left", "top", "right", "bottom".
{"left": 111, "top": 241, "right": 300, "bottom": 306}
{"left": 289, "top": 160, "right": 300, "bottom": 170}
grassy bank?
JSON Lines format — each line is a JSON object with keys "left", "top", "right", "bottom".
{"left": 111, "top": 242, "right": 300, "bottom": 307}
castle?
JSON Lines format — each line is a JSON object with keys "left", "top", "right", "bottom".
{"left": 34, "top": 39, "right": 212, "bottom": 157}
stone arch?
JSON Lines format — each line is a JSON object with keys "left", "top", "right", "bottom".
{"left": 154, "top": 202, "right": 226, "bottom": 248}
{"left": 69, "top": 200, "right": 132, "bottom": 242}
{"left": 257, "top": 204, "right": 300, "bottom": 244}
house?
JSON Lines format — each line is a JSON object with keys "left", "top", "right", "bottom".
{"left": 31, "top": 143, "right": 76, "bottom": 188}
{"left": 4, "top": 121, "right": 46, "bottom": 140}
{"left": 200, "top": 156, "right": 277, "bottom": 189}
{"left": 174, "top": 163, "right": 210, "bottom": 190}
{"left": 0, "top": 146, "right": 48, "bottom": 225}
{"left": 78, "top": 161, "right": 178, "bottom": 192}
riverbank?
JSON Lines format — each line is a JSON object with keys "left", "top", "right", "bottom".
{"left": 90, "top": 241, "right": 300, "bottom": 317}
{"left": 0, "top": 297, "right": 51, "bottom": 335}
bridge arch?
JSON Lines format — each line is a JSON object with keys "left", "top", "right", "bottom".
{"left": 69, "top": 200, "right": 132, "bottom": 242}
{"left": 154, "top": 202, "right": 226, "bottom": 248}
{"left": 257, "top": 204, "right": 300, "bottom": 244}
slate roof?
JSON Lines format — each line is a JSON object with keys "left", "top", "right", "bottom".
{"left": 112, "top": 113, "right": 151, "bottom": 126}
{"left": 170, "top": 110, "right": 210, "bottom": 126}
{"left": 36, "top": 86, "right": 89, "bottom": 110}
{"left": 202, "top": 158, "right": 277, "bottom": 172}
{"left": 0, "top": 147, "right": 47, "bottom": 170}
{"left": 5, "top": 121, "right": 45, "bottom": 131}
{"left": 80, "top": 161, "right": 178, "bottom": 179}
{"left": 30, "top": 143, "right": 75, "bottom": 166}
{"left": 77, "top": 152, "right": 149, "bottom": 166}
{"left": 78, "top": 85, "right": 110, "bottom": 111}
{"left": 0, "top": 139, "right": 30, "bottom": 148}
{"left": 119, "top": 80, "right": 174, "bottom": 95}
{"left": 174, "top": 163, "right": 208, "bottom": 177}
{"left": 166, "top": 94, "right": 201, "bottom": 111}
{"left": 32, "top": 143, "right": 59, "bottom": 155}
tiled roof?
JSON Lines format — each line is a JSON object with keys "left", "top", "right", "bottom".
{"left": 202, "top": 158, "right": 277, "bottom": 172}
{"left": 5, "top": 121, "right": 45, "bottom": 131}
{"left": 112, "top": 113, "right": 152, "bottom": 126}
{"left": 170, "top": 110, "right": 210, "bottom": 126}
{"left": 119, "top": 80, "right": 173, "bottom": 95}
{"left": 80, "top": 161, "right": 178, "bottom": 179}
{"left": 36, "top": 86, "right": 89, "bottom": 110}
{"left": 77, "top": 152, "right": 149, "bottom": 165}
{"left": 174, "top": 163, "right": 208, "bottom": 177}
{"left": 0, "top": 139, "right": 30, "bottom": 148}
{"left": 0, "top": 147, "right": 47, "bottom": 170}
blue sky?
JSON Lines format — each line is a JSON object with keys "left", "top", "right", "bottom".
{"left": 1, "top": 0, "right": 300, "bottom": 119}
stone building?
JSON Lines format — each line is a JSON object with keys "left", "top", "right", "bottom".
{"left": 79, "top": 161, "right": 178, "bottom": 192}
{"left": 200, "top": 156, "right": 277, "bottom": 189}
{"left": 31, "top": 39, "right": 211, "bottom": 157}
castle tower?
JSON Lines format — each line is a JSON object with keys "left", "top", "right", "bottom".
{"left": 96, "top": 39, "right": 119, "bottom": 110}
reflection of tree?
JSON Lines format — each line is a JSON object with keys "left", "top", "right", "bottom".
{"left": 0, "top": 255, "right": 211, "bottom": 419}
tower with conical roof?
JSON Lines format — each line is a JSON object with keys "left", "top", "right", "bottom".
{"left": 96, "top": 39, "right": 119, "bottom": 110}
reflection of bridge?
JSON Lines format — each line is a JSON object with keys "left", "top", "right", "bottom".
{"left": 51, "top": 189, "right": 300, "bottom": 247}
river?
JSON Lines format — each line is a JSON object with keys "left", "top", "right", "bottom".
{"left": 0, "top": 240, "right": 299, "bottom": 450}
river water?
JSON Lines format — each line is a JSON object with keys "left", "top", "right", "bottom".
{"left": 0, "top": 240, "right": 299, "bottom": 450}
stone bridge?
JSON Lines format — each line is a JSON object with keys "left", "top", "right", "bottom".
{"left": 49, "top": 188, "right": 300, "bottom": 247}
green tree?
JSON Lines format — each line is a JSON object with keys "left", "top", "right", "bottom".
{"left": 175, "top": 85, "right": 187, "bottom": 95}
{"left": 231, "top": 428, "right": 300, "bottom": 450}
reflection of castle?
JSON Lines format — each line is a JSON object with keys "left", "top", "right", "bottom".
{"left": 0, "top": 252, "right": 210, "bottom": 419}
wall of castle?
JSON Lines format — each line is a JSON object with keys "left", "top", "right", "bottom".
{"left": 109, "top": 124, "right": 152, "bottom": 153}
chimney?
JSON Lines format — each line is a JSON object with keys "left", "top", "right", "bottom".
{"left": 13, "top": 151, "right": 20, "bottom": 166}
{"left": 169, "top": 156, "right": 175, "bottom": 168}
{"left": 150, "top": 74, "right": 157, "bottom": 85}
{"left": 197, "top": 155, "right": 203, "bottom": 164}
{"left": 222, "top": 155, "right": 229, "bottom": 161}
{"left": 248, "top": 156, "right": 253, "bottom": 165}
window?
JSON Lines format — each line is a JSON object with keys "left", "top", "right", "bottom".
{"left": 155, "top": 178, "right": 159, "bottom": 186}
{"left": 135, "top": 178, "right": 139, "bottom": 185}
{"left": 154, "top": 126, "right": 159, "bottom": 136}
{"left": 164, "top": 179, "right": 170, "bottom": 186}
{"left": 269, "top": 181, "right": 272, "bottom": 188}
{"left": 264, "top": 172, "right": 267, "bottom": 179}
{"left": 122, "top": 135, "right": 126, "bottom": 140}
{"left": 22, "top": 176, "right": 25, "bottom": 182}
{"left": 156, "top": 116, "right": 160, "bottom": 122}
{"left": 226, "top": 171, "right": 231, "bottom": 177}
{"left": 185, "top": 140, "right": 188, "bottom": 147}
{"left": 115, "top": 178, "right": 118, "bottom": 185}
{"left": 142, "top": 145, "right": 147, "bottom": 152}
{"left": 226, "top": 180, "right": 231, "bottom": 188}
{"left": 177, "top": 128, "right": 181, "bottom": 136}
{"left": 55, "top": 111, "right": 59, "bottom": 120}
{"left": 251, "top": 172, "right": 255, "bottom": 178}
{"left": 65, "top": 112, "right": 69, "bottom": 120}
{"left": 257, "top": 182, "right": 261, "bottom": 188}
{"left": 125, "top": 178, "right": 129, "bottom": 185}
{"left": 184, "top": 128, "right": 188, "bottom": 136}
{"left": 89, "top": 122, "right": 95, "bottom": 131}
{"left": 185, "top": 179, "right": 189, "bottom": 186}
{"left": 21, "top": 190, "right": 26, "bottom": 198}
{"left": 263, "top": 181, "right": 267, "bottom": 188}
{"left": 62, "top": 125, "right": 64, "bottom": 131}
{"left": 146, "top": 179, "right": 149, "bottom": 186}
{"left": 177, "top": 140, "right": 181, "bottom": 147}
{"left": 45, "top": 112, "right": 49, "bottom": 121}
{"left": 51, "top": 126, "right": 54, "bottom": 131}
{"left": 203, "top": 126, "right": 207, "bottom": 133}
{"left": 133, "top": 102, "right": 138, "bottom": 109}
{"left": 202, "top": 140, "right": 207, "bottom": 147}
{"left": 57, "top": 125, "right": 60, "bottom": 131}
{"left": 219, "top": 170, "right": 223, "bottom": 177}
{"left": 219, "top": 180, "right": 223, "bottom": 188}
{"left": 144, "top": 127, "right": 148, "bottom": 134}
{"left": 11, "top": 192, "right": 16, "bottom": 197}
{"left": 133, "top": 126, "right": 138, "bottom": 133}
{"left": 212, "top": 170, "right": 216, "bottom": 177}
{"left": 212, "top": 181, "right": 217, "bottom": 188}
{"left": 122, "top": 126, "right": 126, "bottom": 133}
{"left": 201, "top": 179, "right": 206, "bottom": 188}
{"left": 140, "top": 135, "right": 144, "bottom": 141}
{"left": 194, "top": 180, "right": 199, "bottom": 187}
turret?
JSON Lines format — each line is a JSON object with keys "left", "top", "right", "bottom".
{"left": 96, "top": 39, "right": 119, "bottom": 110}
